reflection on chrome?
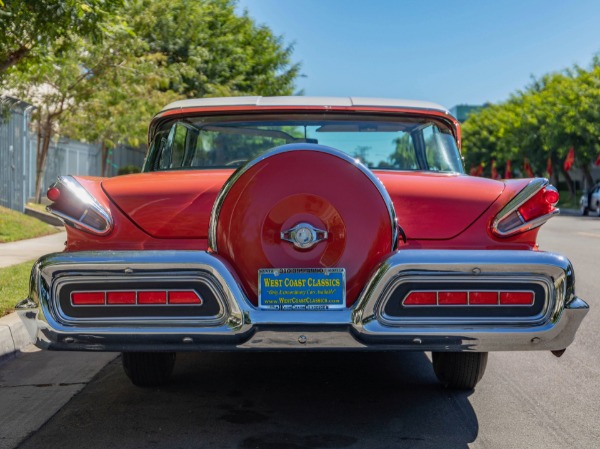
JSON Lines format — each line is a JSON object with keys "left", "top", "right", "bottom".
{"left": 17, "top": 249, "right": 588, "bottom": 353}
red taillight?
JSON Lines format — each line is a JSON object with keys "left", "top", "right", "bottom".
{"left": 403, "top": 290, "right": 534, "bottom": 307}
{"left": 138, "top": 291, "right": 167, "bottom": 304}
{"left": 72, "top": 292, "right": 105, "bottom": 305}
{"left": 47, "top": 187, "right": 61, "bottom": 202}
{"left": 403, "top": 291, "right": 437, "bottom": 305}
{"left": 107, "top": 291, "right": 136, "bottom": 305}
{"left": 493, "top": 180, "right": 559, "bottom": 237}
{"left": 500, "top": 291, "right": 534, "bottom": 305}
{"left": 544, "top": 188, "right": 559, "bottom": 205}
{"left": 518, "top": 188, "right": 557, "bottom": 222}
{"left": 72, "top": 289, "right": 203, "bottom": 306}
{"left": 46, "top": 176, "right": 112, "bottom": 235}
{"left": 169, "top": 291, "right": 203, "bottom": 304}
{"left": 469, "top": 291, "right": 498, "bottom": 305}
{"left": 438, "top": 291, "right": 467, "bottom": 305}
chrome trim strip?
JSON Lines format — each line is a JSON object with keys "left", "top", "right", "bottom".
{"left": 493, "top": 178, "right": 559, "bottom": 237}
{"left": 46, "top": 175, "right": 113, "bottom": 235}
{"left": 208, "top": 144, "right": 400, "bottom": 252}
{"left": 17, "top": 249, "right": 588, "bottom": 353}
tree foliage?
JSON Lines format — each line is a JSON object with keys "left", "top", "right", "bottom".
{"left": 128, "top": 0, "right": 300, "bottom": 97}
{"left": 0, "top": 0, "right": 300, "bottom": 199}
{"left": 0, "top": 0, "right": 123, "bottom": 75}
{"left": 462, "top": 58, "right": 600, "bottom": 191}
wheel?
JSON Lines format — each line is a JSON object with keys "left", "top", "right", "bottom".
{"left": 580, "top": 204, "right": 588, "bottom": 216}
{"left": 122, "top": 352, "right": 176, "bottom": 387}
{"left": 595, "top": 204, "right": 600, "bottom": 217}
{"left": 432, "top": 352, "right": 488, "bottom": 390}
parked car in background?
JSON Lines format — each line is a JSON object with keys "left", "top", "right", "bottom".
{"left": 580, "top": 183, "right": 600, "bottom": 216}
{"left": 17, "top": 96, "right": 589, "bottom": 390}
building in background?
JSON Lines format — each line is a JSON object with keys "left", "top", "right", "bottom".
{"left": 450, "top": 104, "right": 485, "bottom": 123}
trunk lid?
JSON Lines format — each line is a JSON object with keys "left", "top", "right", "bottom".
{"left": 102, "top": 170, "right": 505, "bottom": 240}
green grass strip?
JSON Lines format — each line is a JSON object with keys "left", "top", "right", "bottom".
{"left": 0, "top": 205, "right": 59, "bottom": 243}
{"left": 0, "top": 260, "right": 34, "bottom": 317}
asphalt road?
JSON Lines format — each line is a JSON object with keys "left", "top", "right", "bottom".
{"left": 8, "top": 215, "right": 600, "bottom": 449}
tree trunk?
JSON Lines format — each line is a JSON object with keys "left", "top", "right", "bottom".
{"left": 0, "top": 45, "right": 31, "bottom": 74}
{"left": 581, "top": 164, "right": 594, "bottom": 192}
{"left": 34, "top": 117, "right": 53, "bottom": 203}
{"left": 561, "top": 168, "right": 575, "bottom": 198}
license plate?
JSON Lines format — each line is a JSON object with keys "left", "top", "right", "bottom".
{"left": 258, "top": 268, "right": 346, "bottom": 310}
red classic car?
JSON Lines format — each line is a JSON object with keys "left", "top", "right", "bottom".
{"left": 17, "top": 96, "right": 589, "bottom": 389}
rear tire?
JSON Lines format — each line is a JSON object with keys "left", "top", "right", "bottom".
{"left": 580, "top": 204, "right": 588, "bottom": 216}
{"left": 122, "top": 352, "right": 176, "bottom": 387}
{"left": 432, "top": 352, "right": 488, "bottom": 390}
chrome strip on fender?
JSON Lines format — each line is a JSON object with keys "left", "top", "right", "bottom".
{"left": 47, "top": 175, "right": 113, "bottom": 235}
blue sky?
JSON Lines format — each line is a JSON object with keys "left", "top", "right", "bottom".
{"left": 237, "top": 0, "right": 600, "bottom": 109}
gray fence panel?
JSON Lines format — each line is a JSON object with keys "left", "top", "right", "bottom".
{"left": 43, "top": 139, "right": 102, "bottom": 191}
{"left": 0, "top": 101, "right": 34, "bottom": 212}
{"left": 106, "top": 145, "right": 146, "bottom": 176}
{"left": 2, "top": 98, "right": 149, "bottom": 212}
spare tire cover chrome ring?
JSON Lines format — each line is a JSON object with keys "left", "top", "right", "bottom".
{"left": 208, "top": 143, "right": 399, "bottom": 252}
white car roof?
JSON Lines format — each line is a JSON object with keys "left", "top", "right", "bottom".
{"left": 159, "top": 96, "right": 450, "bottom": 115}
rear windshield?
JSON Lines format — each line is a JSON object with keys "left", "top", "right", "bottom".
{"left": 145, "top": 113, "right": 463, "bottom": 173}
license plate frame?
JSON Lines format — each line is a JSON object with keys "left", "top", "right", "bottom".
{"left": 258, "top": 268, "right": 346, "bottom": 310}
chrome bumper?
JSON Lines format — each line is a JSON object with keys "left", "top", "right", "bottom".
{"left": 17, "top": 250, "right": 589, "bottom": 352}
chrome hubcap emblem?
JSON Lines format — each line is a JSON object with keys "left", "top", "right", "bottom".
{"left": 281, "top": 222, "right": 328, "bottom": 249}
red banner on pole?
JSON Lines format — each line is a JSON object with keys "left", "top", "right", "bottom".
{"left": 491, "top": 160, "right": 498, "bottom": 179}
{"left": 523, "top": 158, "right": 534, "bottom": 178}
{"left": 504, "top": 160, "right": 512, "bottom": 179}
{"left": 563, "top": 147, "right": 575, "bottom": 171}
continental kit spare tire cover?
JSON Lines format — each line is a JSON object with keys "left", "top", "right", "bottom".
{"left": 209, "top": 144, "right": 398, "bottom": 306}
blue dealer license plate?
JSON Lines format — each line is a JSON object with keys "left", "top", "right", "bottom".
{"left": 258, "top": 268, "right": 346, "bottom": 310}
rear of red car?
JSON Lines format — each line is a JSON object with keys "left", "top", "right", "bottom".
{"left": 17, "top": 97, "right": 588, "bottom": 389}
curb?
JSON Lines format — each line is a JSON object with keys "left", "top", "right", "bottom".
{"left": 24, "top": 206, "right": 64, "bottom": 227}
{"left": 0, "top": 312, "right": 32, "bottom": 361}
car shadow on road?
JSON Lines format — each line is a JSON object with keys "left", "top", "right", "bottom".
{"left": 19, "top": 351, "right": 479, "bottom": 449}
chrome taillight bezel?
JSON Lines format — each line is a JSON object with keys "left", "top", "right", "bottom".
{"left": 46, "top": 175, "right": 113, "bottom": 235}
{"left": 492, "top": 178, "right": 559, "bottom": 237}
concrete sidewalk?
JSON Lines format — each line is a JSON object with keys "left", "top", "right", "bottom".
{"left": 1, "top": 231, "right": 66, "bottom": 360}
{"left": 0, "top": 231, "right": 66, "bottom": 268}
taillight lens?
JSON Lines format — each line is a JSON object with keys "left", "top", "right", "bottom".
{"left": 493, "top": 179, "right": 559, "bottom": 237}
{"left": 403, "top": 291, "right": 437, "bottom": 305}
{"left": 46, "top": 176, "right": 113, "bottom": 235}
{"left": 403, "top": 290, "right": 533, "bottom": 307}
{"left": 72, "top": 290, "right": 203, "bottom": 306}
{"left": 438, "top": 291, "right": 468, "bottom": 305}
{"left": 517, "top": 187, "right": 558, "bottom": 222}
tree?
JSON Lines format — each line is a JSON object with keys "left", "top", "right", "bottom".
{"left": 2, "top": 0, "right": 301, "bottom": 199}
{"left": 0, "top": 0, "right": 123, "bottom": 75}
{"left": 1, "top": 19, "right": 154, "bottom": 200}
{"left": 128, "top": 0, "right": 300, "bottom": 97}
{"left": 63, "top": 0, "right": 301, "bottom": 175}
{"left": 462, "top": 58, "right": 600, "bottom": 194}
